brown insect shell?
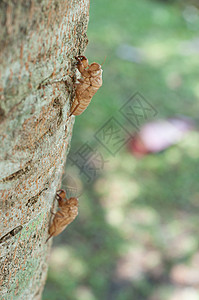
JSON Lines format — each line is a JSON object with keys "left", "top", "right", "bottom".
{"left": 88, "top": 63, "right": 103, "bottom": 86}
{"left": 71, "top": 63, "right": 103, "bottom": 116}
{"left": 48, "top": 197, "right": 78, "bottom": 237}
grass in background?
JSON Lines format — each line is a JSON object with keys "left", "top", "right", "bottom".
{"left": 43, "top": 0, "right": 199, "bottom": 299}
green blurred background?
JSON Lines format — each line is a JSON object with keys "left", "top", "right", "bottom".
{"left": 43, "top": 0, "right": 199, "bottom": 299}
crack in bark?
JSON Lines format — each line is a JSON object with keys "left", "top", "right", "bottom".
{"left": 0, "top": 106, "right": 5, "bottom": 123}
{"left": 25, "top": 187, "right": 48, "bottom": 208}
{"left": 1, "top": 160, "right": 32, "bottom": 183}
{"left": 0, "top": 225, "right": 23, "bottom": 244}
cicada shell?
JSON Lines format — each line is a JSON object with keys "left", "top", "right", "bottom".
{"left": 46, "top": 189, "right": 78, "bottom": 242}
{"left": 70, "top": 55, "right": 103, "bottom": 116}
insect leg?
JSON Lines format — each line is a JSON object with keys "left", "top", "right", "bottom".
{"left": 56, "top": 189, "right": 66, "bottom": 199}
{"left": 69, "top": 94, "right": 81, "bottom": 116}
{"left": 54, "top": 211, "right": 66, "bottom": 218}
{"left": 45, "top": 232, "right": 55, "bottom": 243}
{"left": 56, "top": 189, "right": 66, "bottom": 206}
{"left": 50, "top": 208, "right": 56, "bottom": 215}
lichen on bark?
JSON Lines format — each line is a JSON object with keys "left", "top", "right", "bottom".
{"left": 0, "top": 0, "right": 90, "bottom": 299}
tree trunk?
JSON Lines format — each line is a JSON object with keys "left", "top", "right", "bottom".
{"left": 0, "top": 1, "right": 89, "bottom": 299}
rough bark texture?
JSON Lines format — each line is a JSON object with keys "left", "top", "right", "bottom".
{"left": 0, "top": 1, "right": 89, "bottom": 299}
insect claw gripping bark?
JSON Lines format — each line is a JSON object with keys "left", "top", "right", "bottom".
{"left": 70, "top": 55, "right": 103, "bottom": 116}
{"left": 46, "top": 189, "right": 78, "bottom": 243}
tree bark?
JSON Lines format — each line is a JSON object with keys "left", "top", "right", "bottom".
{"left": 0, "top": 1, "right": 89, "bottom": 299}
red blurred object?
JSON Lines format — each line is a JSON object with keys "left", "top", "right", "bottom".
{"left": 128, "top": 116, "right": 195, "bottom": 157}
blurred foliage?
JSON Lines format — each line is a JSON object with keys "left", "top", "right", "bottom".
{"left": 43, "top": 0, "right": 199, "bottom": 299}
